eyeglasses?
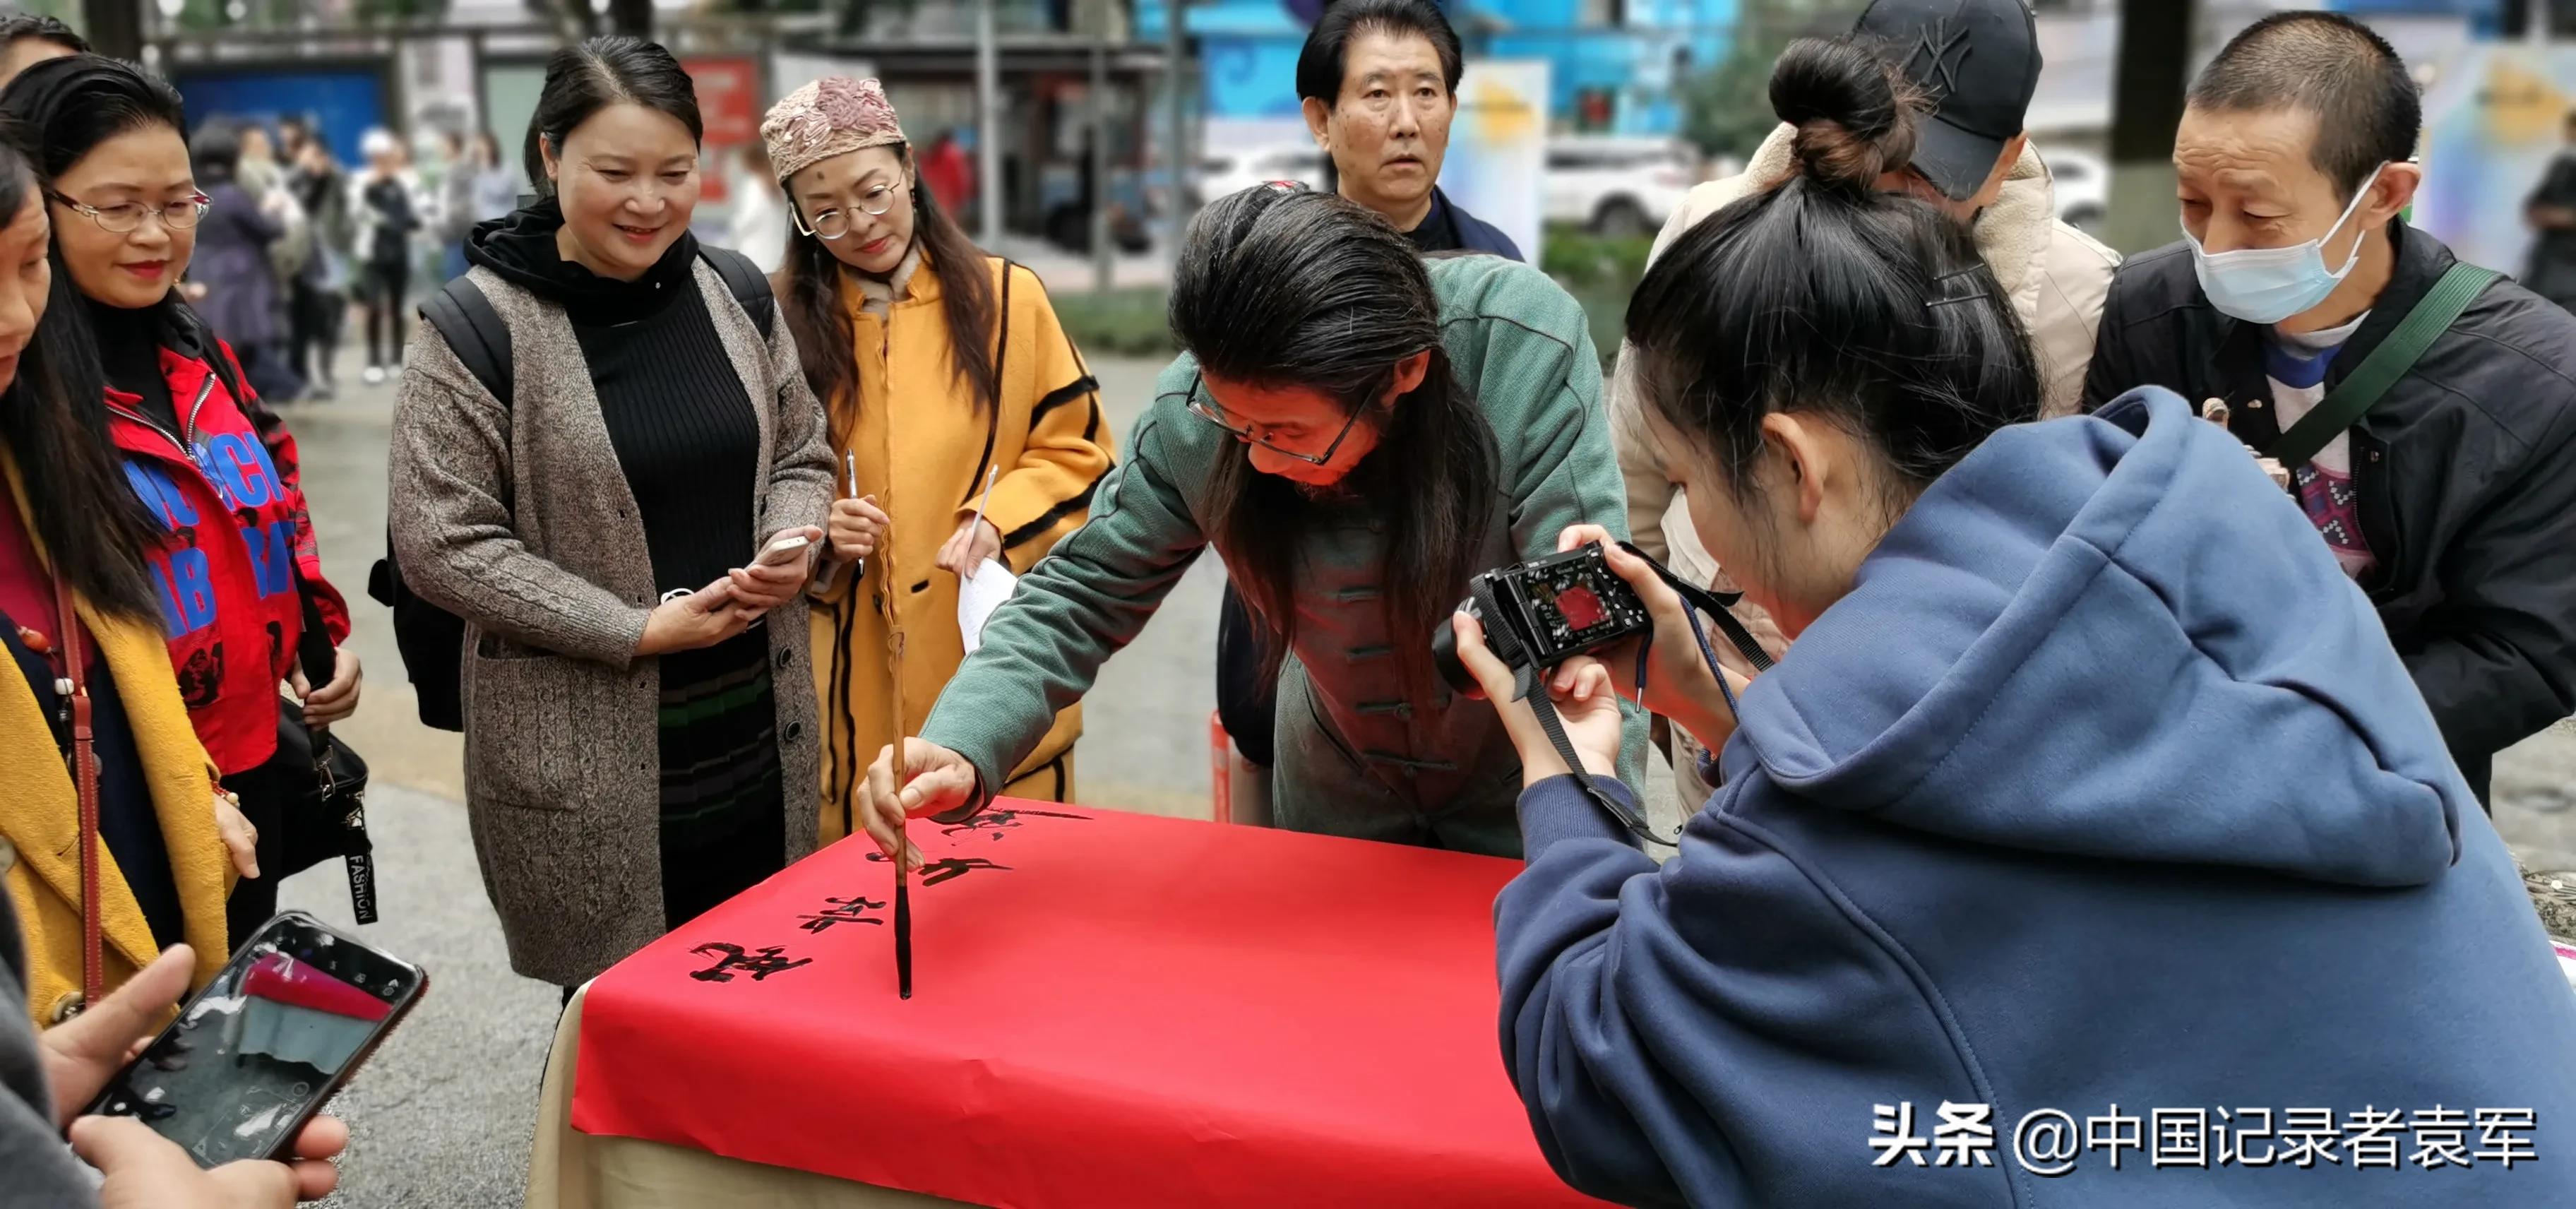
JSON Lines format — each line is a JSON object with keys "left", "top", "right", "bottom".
{"left": 47, "top": 191, "right": 210, "bottom": 234}
{"left": 1184, "top": 374, "right": 1368, "bottom": 467}
{"left": 794, "top": 182, "right": 906, "bottom": 240}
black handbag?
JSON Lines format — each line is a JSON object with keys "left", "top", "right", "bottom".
{"left": 258, "top": 573, "right": 378, "bottom": 924}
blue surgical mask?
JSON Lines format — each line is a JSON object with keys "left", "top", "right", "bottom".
{"left": 2183, "top": 162, "right": 2387, "bottom": 326}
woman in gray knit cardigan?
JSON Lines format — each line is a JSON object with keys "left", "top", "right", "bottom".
{"left": 388, "top": 37, "right": 835, "bottom": 990}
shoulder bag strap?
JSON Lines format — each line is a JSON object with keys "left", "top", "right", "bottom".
{"left": 698, "top": 246, "right": 775, "bottom": 339}
{"left": 418, "top": 277, "right": 513, "bottom": 407}
{"left": 2268, "top": 263, "right": 2501, "bottom": 467}
{"left": 53, "top": 576, "right": 102, "bottom": 1009}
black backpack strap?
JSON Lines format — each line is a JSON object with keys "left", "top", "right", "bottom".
{"left": 418, "top": 276, "right": 513, "bottom": 407}
{"left": 698, "top": 245, "right": 775, "bottom": 340}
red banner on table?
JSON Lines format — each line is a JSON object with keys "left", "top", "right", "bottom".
{"left": 571, "top": 802, "right": 1606, "bottom": 1208}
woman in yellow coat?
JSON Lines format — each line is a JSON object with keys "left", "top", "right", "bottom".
{"left": 761, "top": 79, "right": 1114, "bottom": 842}
{"left": 0, "top": 140, "right": 244, "bottom": 1026}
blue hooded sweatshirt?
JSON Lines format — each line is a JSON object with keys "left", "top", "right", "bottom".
{"left": 1496, "top": 388, "right": 2576, "bottom": 1207}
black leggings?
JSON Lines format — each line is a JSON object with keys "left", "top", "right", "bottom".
{"left": 288, "top": 278, "right": 342, "bottom": 386}
{"left": 360, "top": 260, "right": 409, "bottom": 368}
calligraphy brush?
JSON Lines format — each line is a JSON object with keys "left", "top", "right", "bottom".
{"left": 887, "top": 612, "right": 914, "bottom": 1001}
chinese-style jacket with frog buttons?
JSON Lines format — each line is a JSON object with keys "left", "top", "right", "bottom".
{"left": 919, "top": 255, "right": 1645, "bottom": 857}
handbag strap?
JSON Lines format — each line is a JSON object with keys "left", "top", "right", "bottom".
{"left": 2267, "top": 263, "right": 2500, "bottom": 467}
{"left": 53, "top": 576, "right": 102, "bottom": 1009}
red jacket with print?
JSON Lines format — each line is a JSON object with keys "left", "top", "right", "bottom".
{"left": 107, "top": 338, "right": 349, "bottom": 776}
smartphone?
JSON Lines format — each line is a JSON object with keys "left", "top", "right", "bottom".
{"left": 755, "top": 533, "right": 813, "bottom": 568}
{"left": 85, "top": 910, "right": 426, "bottom": 1168}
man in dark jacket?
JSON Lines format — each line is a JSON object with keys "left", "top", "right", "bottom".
{"left": 1294, "top": 0, "right": 1522, "bottom": 260}
{"left": 2527, "top": 109, "right": 2576, "bottom": 314}
{"left": 2083, "top": 13, "right": 2576, "bottom": 803}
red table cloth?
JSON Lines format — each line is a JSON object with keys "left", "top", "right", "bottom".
{"left": 571, "top": 800, "right": 1607, "bottom": 1208}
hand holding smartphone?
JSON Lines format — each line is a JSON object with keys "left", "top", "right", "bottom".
{"left": 84, "top": 911, "right": 424, "bottom": 1169}
{"left": 755, "top": 532, "right": 813, "bottom": 568}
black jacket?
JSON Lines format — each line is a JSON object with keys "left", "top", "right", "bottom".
{"left": 2082, "top": 219, "right": 2576, "bottom": 802}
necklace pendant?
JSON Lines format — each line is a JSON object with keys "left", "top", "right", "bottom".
{"left": 15, "top": 624, "right": 47, "bottom": 655}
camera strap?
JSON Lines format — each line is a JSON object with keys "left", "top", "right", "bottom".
{"left": 1502, "top": 544, "right": 1778, "bottom": 849}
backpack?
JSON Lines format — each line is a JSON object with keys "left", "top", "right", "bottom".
{"left": 366, "top": 246, "right": 777, "bottom": 732}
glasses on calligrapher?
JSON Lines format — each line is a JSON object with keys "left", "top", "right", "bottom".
{"left": 1183, "top": 374, "right": 1373, "bottom": 467}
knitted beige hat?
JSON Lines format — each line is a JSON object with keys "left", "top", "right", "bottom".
{"left": 761, "top": 77, "right": 908, "bottom": 183}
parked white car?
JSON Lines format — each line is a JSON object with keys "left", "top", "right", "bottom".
{"left": 2046, "top": 148, "right": 2108, "bottom": 234}
{"left": 1545, "top": 137, "right": 1698, "bottom": 237}
{"left": 1198, "top": 144, "right": 1330, "bottom": 206}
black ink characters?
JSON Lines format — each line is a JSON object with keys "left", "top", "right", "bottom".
{"left": 938, "top": 806, "right": 1091, "bottom": 840}
{"left": 797, "top": 895, "right": 887, "bottom": 934}
{"left": 865, "top": 852, "right": 1012, "bottom": 886}
{"left": 688, "top": 943, "right": 811, "bottom": 983}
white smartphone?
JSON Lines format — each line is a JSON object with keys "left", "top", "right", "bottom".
{"left": 756, "top": 533, "right": 813, "bottom": 568}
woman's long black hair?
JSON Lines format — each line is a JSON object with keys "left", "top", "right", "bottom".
{"left": 1626, "top": 36, "right": 2039, "bottom": 566}
{"left": 774, "top": 143, "right": 999, "bottom": 434}
{"left": 1169, "top": 186, "right": 1496, "bottom": 694}
{"left": 0, "top": 116, "right": 160, "bottom": 619}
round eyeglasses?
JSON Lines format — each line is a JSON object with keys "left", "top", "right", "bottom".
{"left": 794, "top": 183, "right": 906, "bottom": 241}
{"left": 48, "top": 191, "right": 210, "bottom": 234}
{"left": 1183, "top": 374, "right": 1368, "bottom": 467}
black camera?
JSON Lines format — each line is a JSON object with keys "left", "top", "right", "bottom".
{"left": 1432, "top": 543, "right": 1651, "bottom": 700}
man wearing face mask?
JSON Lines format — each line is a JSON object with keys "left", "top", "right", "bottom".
{"left": 2083, "top": 12, "right": 2576, "bottom": 806}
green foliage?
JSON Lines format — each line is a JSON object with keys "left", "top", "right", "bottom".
{"left": 1542, "top": 226, "right": 1654, "bottom": 369}
{"left": 1054, "top": 287, "right": 1178, "bottom": 360}
{"left": 1542, "top": 227, "right": 1653, "bottom": 294}
{"left": 1683, "top": 0, "right": 1862, "bottom": 161}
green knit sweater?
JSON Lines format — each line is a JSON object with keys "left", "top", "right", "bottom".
{"left": 919, "top": 254, "right": 1645, "bottom": 856}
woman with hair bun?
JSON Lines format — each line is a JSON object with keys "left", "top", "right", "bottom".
{"left": 1464, "top": 36, "right": 2575, "bottom": 1205}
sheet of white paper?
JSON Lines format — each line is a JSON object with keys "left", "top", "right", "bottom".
{"left": 958, "top": 559, "right": 1018, "bottom": 654}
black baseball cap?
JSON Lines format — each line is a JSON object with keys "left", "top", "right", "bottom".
{"left": 1852, "top": 0, "right": 2041, "bottom": 201}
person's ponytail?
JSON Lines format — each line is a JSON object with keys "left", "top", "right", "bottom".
{"left": 1768, "top": 37, "right": 1926, "bottom": 191}
{"left": 1624, "top": 35, "right": 2038, "bottom": 546}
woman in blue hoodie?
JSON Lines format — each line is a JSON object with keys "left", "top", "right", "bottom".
{"left": 1456, "top": 37, "right": 2576, "bottom": 1208}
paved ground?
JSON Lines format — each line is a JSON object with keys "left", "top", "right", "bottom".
{"left": 280, "top": 351, "right": 1224, "bottom": 1208}
{"left": 274, "top": 351, "right": 2576, "bottom": 1206}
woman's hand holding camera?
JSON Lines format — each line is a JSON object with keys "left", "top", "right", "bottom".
{"left": 1551, "top": 525, "right": 1756, "bottom": 753}
{"left": 1448, "top": 611, "right": 1624, "bottom": 790}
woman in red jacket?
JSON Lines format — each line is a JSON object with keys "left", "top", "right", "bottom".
{"left": 2, "top": 56, "right": 359, "bottom": 947}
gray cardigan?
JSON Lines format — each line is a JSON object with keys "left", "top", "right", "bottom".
{"left": 388, "top": 260, "right": 835, "bottom": 987}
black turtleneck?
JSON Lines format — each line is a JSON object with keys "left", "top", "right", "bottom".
{"left": 467, "top": 201, "right": 759, "bottom": 597}
{"left": 88, "top": 297, "right": 177, "bottom": 436}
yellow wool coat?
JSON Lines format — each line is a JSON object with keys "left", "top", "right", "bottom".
{"left": 811, "top": 252, "right": 1114, "bottom": 843}
{"left": 0, "top": 464, "right": 230, "bottom": 1028}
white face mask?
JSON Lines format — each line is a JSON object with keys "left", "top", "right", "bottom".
{"left": 2183, "top": 162, "right": 2387, "bottom": 326}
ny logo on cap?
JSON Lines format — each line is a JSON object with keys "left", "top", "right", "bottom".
{"left": 1908, "top": 18, "right": 1974, "bottom": 103}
